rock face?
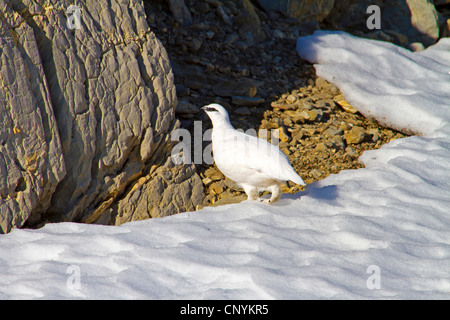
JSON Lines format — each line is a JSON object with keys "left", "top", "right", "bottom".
{"left": 0, "top": 1, "right": 66, "bottom": 233}
{"left": 0, "top": 0, "right": 204, "bottom": 233}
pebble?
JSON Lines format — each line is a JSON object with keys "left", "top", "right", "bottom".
{"left": 217, "top": 6, "right": 233, "bottom": 26}
{"left": 315, "top": 142, "right": 328, "bottom": 151}
{"left": 324, "top": 126, "right": 344, "bottom": 137}
{"left": 286, "top": 94, "right": 297, "bottom": 104}
{"left": 202, "top": 177, "right": 214, "bottom": 187}
{"left": 310, "top": 169, "right": 323, "bottom": 178}
{"left": 205, "top": 30, "right": 215, "bottom": 39}
{"left": 209, "top": 181, "right": 225, "bottom": 195}
{"left": 232, "top": 96, "right": 265, "bottom": 106}
{"left": 225, "top": 33, "right": 239, "bottom": 45}
{"left": 344, "top": 126, "right": 368, "bottom": 144}
{"left": 272, "top": 126, "right": 290, "bottom": 142}
{"left": 334, "top": 95, "right": 359, "bottom": 114}
{"left": 234, "top": 107, "right": 252, "bottom": 115}
{"left": 204, "top": 167, "right": 224, "bottom": 181}
{"left": 344, "top": 146, "right": 360, "bottom": 160}
{"left": 176, "top": 100, "right": 200, "bottom": 114}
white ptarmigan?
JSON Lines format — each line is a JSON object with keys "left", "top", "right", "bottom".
{"left": 202, "top": 103, "right": 306, "bottom": 204}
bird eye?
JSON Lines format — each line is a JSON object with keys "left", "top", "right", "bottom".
{"left": 204, "top": 107, "right": 218, "bottom": 112}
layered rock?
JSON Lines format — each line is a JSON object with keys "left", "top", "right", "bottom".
{"left": 0, "top": 0, "right": 66, "bottom": 233}
{"left": 0, "top": 0, "right": 205, "bottom": 233}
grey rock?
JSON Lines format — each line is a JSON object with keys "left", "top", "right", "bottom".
{"left": 212, "top": 79, "right": 262, "bottom": 97}
{"left": 233, "top": 0, "right": 264, "bottom": 41}
{"left": 408, "top": 42, "right": 425, "bottom": 51}
{"left": 234, "top": 107, "right": 252, "bottom": 115}
{"left": 217, "top": 6, "right": 233, "bottom": 26}
{"left": 176, "top": 100, "right": 200, "bottom": 114}
{"left": 231, "top": 96, "right": 265, "bottom": 106}
{"left": 225, "top": 33, "right": 239, "bottom": 45}
{"left": 324, "top": 127, "right": 344, "bottom": 137}
{"left": 0, "top": 1, "right": 66, "bottom": 233}
{"left": 167, "top": 0, "right": 193, "bottom": 26}
{"left": 406, "top": 0, "right": 439, "bottom": 45}
{"left": 344, "top": 126, "right": 368, "bottom": 144}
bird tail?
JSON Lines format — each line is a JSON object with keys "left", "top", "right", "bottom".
{"left": 290, "top": 174, "right": 306, "bottom": 186}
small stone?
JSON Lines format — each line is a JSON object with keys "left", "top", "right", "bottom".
{"left": 286, "top": 94, "right": 297, "bottom": 104}
{"left": 232, "top": 96, "right": 265, "bottom": 106}
{"left": 224, "top": 177, "right": 238, "bottom": 190}
{"left": 367, "top": 128, "right": 380, "bottom": 142}
{"left": 261, "top": 119, "right": 279, "bottom": 130}
{"left": 187, "top": 39, "right": 202, "bottom": 51}
{"left": 167, "top": 0, "right": 193, "bottom": 26}
{"left": 209, "top": 181, "right": 225, "bottom": 195}
{"left": 310, "top": 169, "right": 323, "bottom": 178}
{"left": 344, "top": 146, "right": 360, "bottom": 160}
{"left": 292, "top": 129, "right": 305, "bottom": 141}
{"left": 204, "top": 167, "right": 224, "bottom": 181}
{"left": 176, "top": 100, "right": 199, "bottom": 114}
{"left": 306, "top": 109, "right": 322, "bottom": 122}
{"left": 212, "top": 79, "right": 259, "bottom": 97}
{"left": 240, "top": 68, "right": 250, "bottom": 77}
{"left": 273, "top": 29, "right": 285, "bottom": 39}
{"left": 196, "top": 2, "right": 211, "bottom": 14}
{"left": 271, "top": 101, "right": 296, "bottom": 111}
{"left": 315, "top": 77, "right": 339, "bottom": 94}
{"left": 315, "top": 142, "right": 328, "bottom": 151}
{"left": 334, "top": 95, "right": 359, "bottom": 114}
{"left": 283, "top": 117, "right": 294, "bottom": 127}
{"left": 205, "top": 30, "right": 215, "bottom": 39}
{"left": 225, "top": 33, "right": 239, "bottom": 45}
{"left": 339, "top": 122, "right": 353, "bottom": 131}
{"left": 217, "top": 6, "right": 233, "bottom": 26}
{"left": 234, "top": 107, "right": 251, "bottom": 115}
{"left": 324, "top": 126, "right": 344, "bottom": 137}
{"left": 408, "top": 42, "right": 425, "bottom": 52}
{"left": 272, "top": 126, "right": 290, "bottom": 142}
{"left": 299, "top": 99, "right": 314, "bottom": 110}
{"left": 205, "top": 0, "right": 221, "bottom": 8}
{"left": 202, "top": 177, "right": 214, "bottom": 187}
{"left": 329, "top": 136, "right": 346, "bottom": 150}
{"left": 315, "top": 99, "right": 336, "bottom": 110}
{"left": 344, "top": 126, "right": 368, "bottom": 144}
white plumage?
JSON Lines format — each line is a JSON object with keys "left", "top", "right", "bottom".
{"left": 202, "top": 103, "right": 306, "bottom": 204}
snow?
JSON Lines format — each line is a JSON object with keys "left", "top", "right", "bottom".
{"left": 296, "top": 31, "right": 450, "bottom": 137}
{"left": 1, "top": 31, "right": 449, "bottom": 299}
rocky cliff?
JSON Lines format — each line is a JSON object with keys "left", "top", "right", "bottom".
{"left": 0, "top": 0, "right": 204, "bottom": 233}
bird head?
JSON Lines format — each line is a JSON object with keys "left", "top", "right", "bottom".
{"left": 201, "top": 103, "right": 232, "bottom": 128}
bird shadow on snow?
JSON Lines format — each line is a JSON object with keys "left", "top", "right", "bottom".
{"left": 273, "top": 183, "right": 339, "bottom": 205}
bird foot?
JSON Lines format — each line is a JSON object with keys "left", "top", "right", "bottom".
{"left": 258, "top": 198, "right": 272, "bottom": 204}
